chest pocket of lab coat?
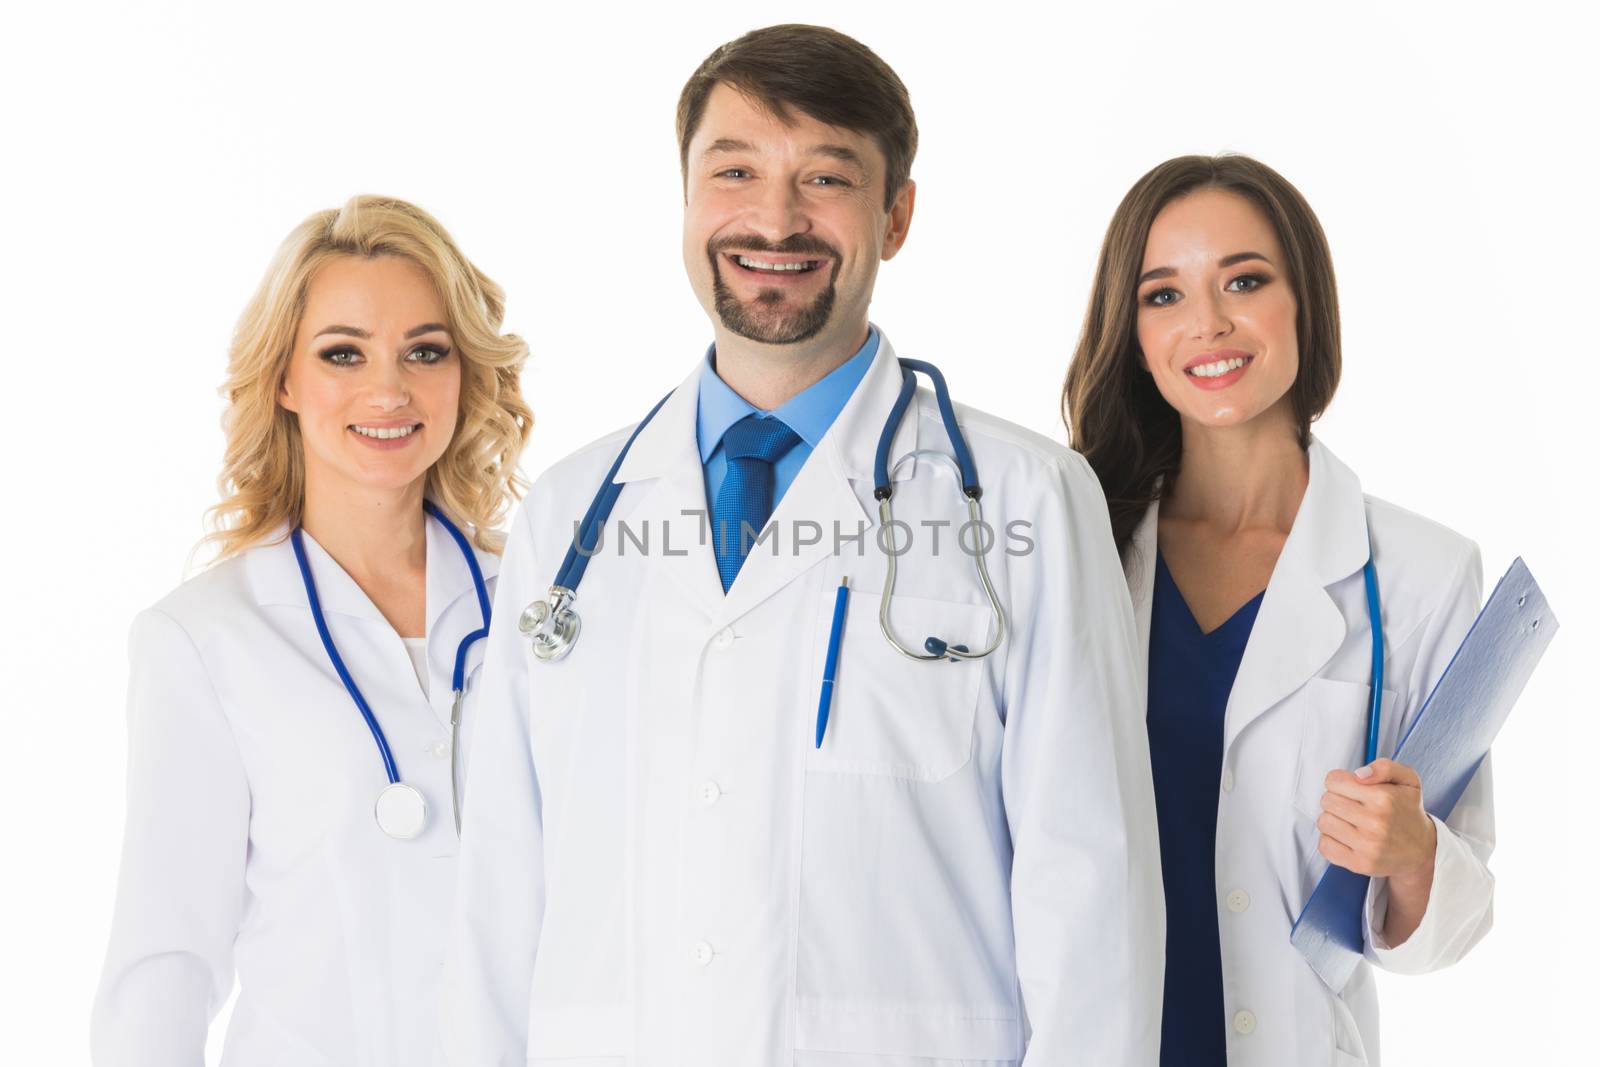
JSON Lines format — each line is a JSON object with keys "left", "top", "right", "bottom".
{"left": 805, "top": 589, "right": 990, "bottom": 782}
{"left": 1292, "top": 677, "right": 1399, "bottom": 820}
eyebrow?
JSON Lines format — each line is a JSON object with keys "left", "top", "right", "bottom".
{"left": 701, "top": 138, "right": 868, "bottom": 171}
{"left": 312, "top": 322, "right": 450, "bottom": 341}
{"left": 1137, "top": 250, "right": 1275, "bottom": 285}
{"left": 312, "top": 324, "right": 370, "bottom": 340}
{"left": 704, "top": 138, "right": 755, "bottom": 157}
{"left": 812, "top": 144, "right": 867, "bottom": 169}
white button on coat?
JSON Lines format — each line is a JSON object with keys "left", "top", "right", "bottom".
{"left": 1233, "top": 1009, "right": 1257, "bottom": 1035}
{"left": 692, "top": 941, "right": 715, "bottom": 966}
{"left": 711, "top": 627, "right": 735, "bottom": 650}
{"left": 441, "top": 335, "right": 1165, "bottom": 1066}
{"left": 1226, "top": 890, "right": 1250, "bottom": 914}
{"left": 91, "top": 520, "right": 499, "bottom": 1067}
{"left": 1125, "top": 440, "right": 1496, "bottom": 1066}
{"left": 698, "top": 780, "right": 722, "bottom": 805}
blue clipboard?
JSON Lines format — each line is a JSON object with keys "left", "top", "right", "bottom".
{"left": 1289, "top": 557, "right": 1558, "bottom": 991}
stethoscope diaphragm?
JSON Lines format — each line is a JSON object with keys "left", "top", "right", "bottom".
{"left": 374, "top": 782, "right": 428, "bottom": 840}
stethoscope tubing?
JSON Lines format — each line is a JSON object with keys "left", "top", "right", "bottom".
{"left": 526, "top": 359, "right": 1004, "bottom": 665}
{"left": 553, "top": 390, "right": 675, "bottom": 594}
{"left": 292, "top": 501, "right": 491, "bottom": 804}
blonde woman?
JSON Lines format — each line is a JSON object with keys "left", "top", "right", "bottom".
{"left": 91, "top": 195, "right": 532, "bottom": 1066}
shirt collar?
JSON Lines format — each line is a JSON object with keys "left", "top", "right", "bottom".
{"left": 696, "top": 327, "right": 881, "bottom": 462}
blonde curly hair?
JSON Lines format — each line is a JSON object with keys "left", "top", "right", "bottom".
{"left": 205, "top": 195, "right": 532, "bottom": 559}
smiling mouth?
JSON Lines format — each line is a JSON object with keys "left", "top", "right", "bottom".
{"left": 1186, "top": 356, "right": 1253, "bottom": 379}
{"left": 728, "top": 253, "right": 824, "bottom": 275}
{"left": 350, "top": 423, "right": 421, "bottom": 440}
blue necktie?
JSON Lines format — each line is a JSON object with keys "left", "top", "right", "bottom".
{"left": 711, "top": 415, "right": 802, "bottom": 592}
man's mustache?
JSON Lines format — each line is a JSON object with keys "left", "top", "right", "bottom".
{"left": 708, "top": 234, "right": 840, "bottom": 260}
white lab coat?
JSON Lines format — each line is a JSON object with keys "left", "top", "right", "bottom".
{"left": 440, "top": 334, "right": 1165, "bottom": 1066}
{"left": 1124, "top": 439, "right": 1494, "bottom": 1066}
{"left": 92, "top": 519, "right": 498, "bottom": 1067}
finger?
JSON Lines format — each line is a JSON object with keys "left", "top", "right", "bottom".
{"left": 1355, "top": 758, "right": 1420, "bottom": 788}
{"left": 1318, "top": 834, "right": 1364, "bottom": 872}
{"left": 1316, "top": 810, "right": 1361, "bottom": 846}
{"left": 1319, "top": 791, "right": 1370, "bottom": 826}
{"left": 1324, "top": 770, "right": 1376, "bottom": 802}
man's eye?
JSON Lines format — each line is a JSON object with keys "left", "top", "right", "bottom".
{"left": 717, "top": 168, "right": 751, "bottom": 179}
{"left": 319, "top": 346, "right": 363, "bottom": 366}
{"left": 811, "top": 175, "right": 850, "bottom": 187}
{"left": 1142, "top": 288, "right": 1179, "bottom": 308}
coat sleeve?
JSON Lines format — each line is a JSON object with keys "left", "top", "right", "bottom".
{"left": 438, "top": 496, "right": 546, "bottom": 1066}
{"left": 1363, "top": 542, "right": 1495, "bottom": 973}
{"left": 91, "top": 609, "right": 250, "bottom": 1067}
{"left": 1003, "top": 455, "right": 1164, "bottom": 1065}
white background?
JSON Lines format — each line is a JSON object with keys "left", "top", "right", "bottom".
{"left": 3, "top": 0, "right": 1595, "bottom": 1062}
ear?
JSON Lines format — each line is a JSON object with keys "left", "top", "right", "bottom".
{"left": 278, "top": 369, "right": 299, "bottom": 414}
{"left": 880, "top": 178, "right": 916, "bottom": 262}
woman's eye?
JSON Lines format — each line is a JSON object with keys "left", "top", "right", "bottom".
{"left": 1226, "top": 273, "right": 1267, "bottom": 293}
{"left": 319, "top": 346, "right": 363, "bottom": 366}
{"left": 1142, "top": 287, "right": 1180, "bottom": 308}
{"left": 408, "top": 344, "right": 451, "bottom": 364}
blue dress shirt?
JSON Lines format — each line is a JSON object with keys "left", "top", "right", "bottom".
{"left": 697, "top": 328, "right": 879, "bottom": 509}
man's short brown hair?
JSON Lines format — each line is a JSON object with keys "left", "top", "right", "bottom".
{"left": 676, "top": 24, "right": 918, "bottom": 210}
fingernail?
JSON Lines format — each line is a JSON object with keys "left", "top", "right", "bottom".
{"left": 1355, "top": 765, "right": 1374, "bottom": 780}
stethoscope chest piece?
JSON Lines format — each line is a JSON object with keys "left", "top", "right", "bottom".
{"left": 374, "top": 781, "right": 428, "bottom": 840}
{"left": 520, "top": 587, "right": 580, "bottom": 663}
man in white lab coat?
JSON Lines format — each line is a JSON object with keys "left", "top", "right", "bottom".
{"left": 440, "top": 24, "right": 1164, "bottom": 1066}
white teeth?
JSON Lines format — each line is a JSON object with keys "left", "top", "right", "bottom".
{"left": 352, "top": 424, "right": 419, "bottom": 440}
{"left": 1188, "top": 357, "right": 1249, "bottom": 379}
{"left": 735, "top": 255, "right": 816, "bottom": 272}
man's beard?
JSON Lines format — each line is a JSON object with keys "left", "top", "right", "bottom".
{"left": 708, "top": 235, "right": 841, "bottom": 345}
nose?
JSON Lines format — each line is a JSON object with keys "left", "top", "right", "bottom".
{"left": 1189, "top": 289, "right": 1233, "bottom": 341}
{"left": 365, "top": 358, "right": 411, "bottom": 412}
{"left": 745, "top": 176, "right": 811, "bottom": 245}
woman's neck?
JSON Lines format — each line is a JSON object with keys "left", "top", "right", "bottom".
{"left": 299, "top": 471, "right": 429, "bottom": 636}
{"left": 1166, "top": 405, "right": 1308, "bottom": 536}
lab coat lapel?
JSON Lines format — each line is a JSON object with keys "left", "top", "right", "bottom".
{"left": 718, "top": 335, "right": 917, "bottom": 625}
{"left": 1125, "top": 500, "right": 1160, "bottom": 669}
{"left": 1222, "top": 439, "right": 1370, "bottom": 755}
{"left": 612, "top": 363, "right": 727, "bottom": 622}
{"left": 248, "top": 527, "right": 388, "bottom": 623}
{"left": 423, "top": 511, "right": 498, "bottom": 638}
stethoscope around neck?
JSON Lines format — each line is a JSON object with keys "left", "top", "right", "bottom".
{"left": 291, "top": 499, "right": 490, "bottom": 840}
{"left": 519, "top": 357, "right": 1008, "bottom": 665}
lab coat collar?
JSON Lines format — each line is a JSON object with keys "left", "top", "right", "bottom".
{"left": 612, "top": 325, "right": 914, "bottom": 486}
{"left": 1129, "top": 437, "right": 1369, "bottom": 754}
{"left": 247, "top": 510, "right": 501, "bottom": 636}
{"left": 721, "top": 331, "right": 921, "bottom": 622}
{"left": 606, "top": 330, "right": 922, "bottom": 626}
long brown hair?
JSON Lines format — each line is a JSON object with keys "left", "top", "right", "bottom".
{"left": 1063, "top": 154, "right": 1342, "bottom": 556}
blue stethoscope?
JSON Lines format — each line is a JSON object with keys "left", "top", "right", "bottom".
{"left": 291, "top": 500, "right": 490, "bottom": 839}
{"left": 518, "top": 358, "right": 1008, "bottom": 665}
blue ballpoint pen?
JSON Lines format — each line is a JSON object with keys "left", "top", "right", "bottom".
{"left": 815, "top": 577, "right": 851, "bottom": 748}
